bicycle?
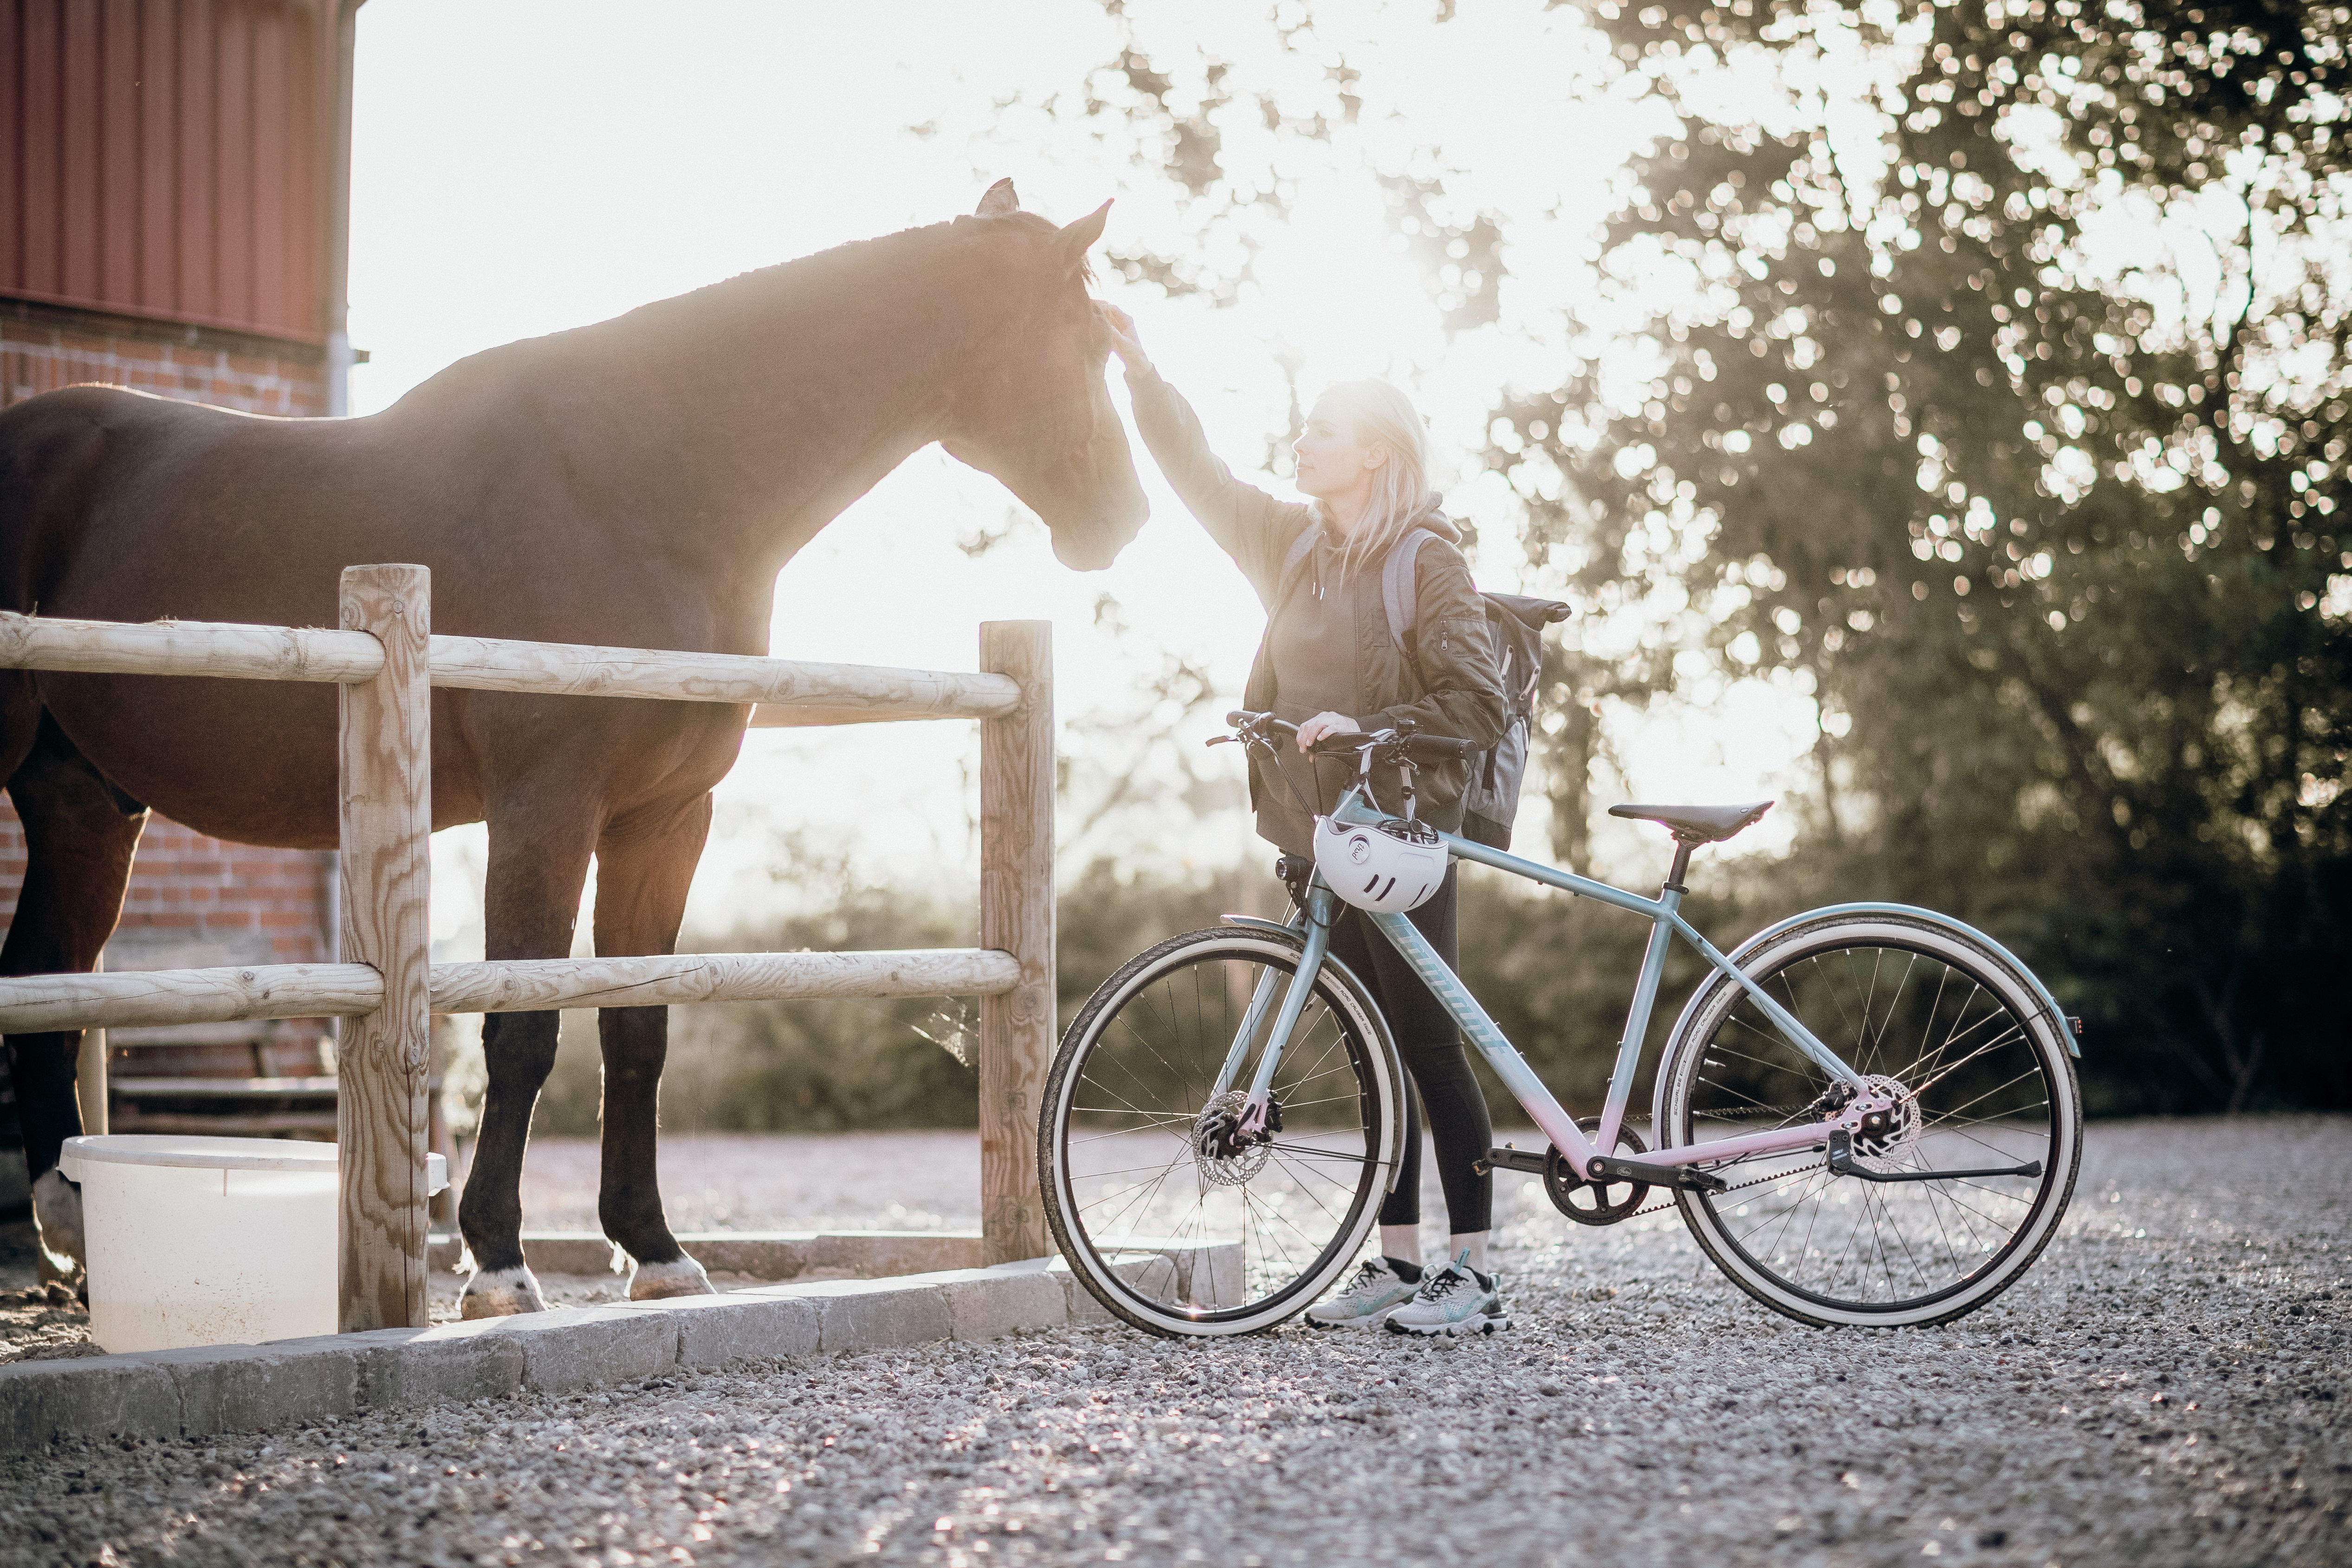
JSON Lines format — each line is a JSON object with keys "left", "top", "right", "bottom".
{"left": 1039, "top": 710, "right": 2084, "bottom": 1336}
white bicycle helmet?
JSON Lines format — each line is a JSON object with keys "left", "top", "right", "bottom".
{"left": 1314, "top": 812, "right": 1449, "bottom": 913}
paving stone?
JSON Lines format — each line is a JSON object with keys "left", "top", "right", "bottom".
{"left": 0, "top": 1355, "right": 181, "bottom": 1451}
{"left": 1048, "top": 1252, "right": 1179, "bottom": 1325}
{"left": 772, "top": 1276, "right": 956, "bottom": 1353}
{"left": 937, "top": 1261, "right": 1069, "bottom": 1341}
{"left": 614, "top": 1291, "right": 822, "bottom": 1368}
{"left": 347, "top": 1322, "right": 527, "bottom": 1410}
{"left": 119, "top": 1339, "right": 360, "bottom": 1438}
{"left": 469, "top": 1306, "right": 680, "bottom": 1395}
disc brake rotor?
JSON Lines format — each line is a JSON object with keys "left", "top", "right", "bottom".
{"left": 1191, "top": 1089, "right": 1273, "bottom": 1187}
{"left": 1849, "top": 1073, "right": 1923, "bottom": 1171}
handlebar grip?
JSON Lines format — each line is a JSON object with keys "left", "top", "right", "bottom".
{"left": 1401, "top": 735, "right": 1477, "bottom": 764}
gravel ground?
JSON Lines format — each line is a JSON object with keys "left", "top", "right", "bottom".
{"left": 1, "top": 1114, "right": 2345, "bottom": 1568}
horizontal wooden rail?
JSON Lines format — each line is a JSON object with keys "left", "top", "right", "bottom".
{"left": 431, "top": 949, "right": 1022, "bottom": 1012}
{"left": 0, "top": 612, "right": 1020, "bottom": 721}
{"left": 0, "top": 613, "right": 381, "bottom": 682}
{"left": 428, "top": 636, "right": 1021, "bottom": 719}
{"left": 0, "top": 949, "right": 1021, "bottom": 1033}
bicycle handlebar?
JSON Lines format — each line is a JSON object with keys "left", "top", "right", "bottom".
{"left": 1221, "top": 710, "right": 1478, "bottom": 765}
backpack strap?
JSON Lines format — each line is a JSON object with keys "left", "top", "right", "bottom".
{"left": 1380, "top": 528, "right": 1438, "bottom": 653}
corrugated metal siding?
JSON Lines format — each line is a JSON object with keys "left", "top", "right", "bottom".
{"left": 1, "top": 0, "right": 333, "bottom": 344}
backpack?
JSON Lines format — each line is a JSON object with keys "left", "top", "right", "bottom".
{"left": 1278, "top": 526, "right": 1570, "bottom": 849}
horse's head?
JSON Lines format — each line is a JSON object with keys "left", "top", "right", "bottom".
{"left": 939, "top": 181, "right": 1148, "bottom": 571}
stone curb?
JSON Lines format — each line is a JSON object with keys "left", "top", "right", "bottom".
{"left": 0, "top": 1241, "right": 1232, "bottom": 1456}
{"left": 421, "top": 1230, "right": 989, "bottom": 1280}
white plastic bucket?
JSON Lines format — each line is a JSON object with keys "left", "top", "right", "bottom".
{"left": 58, "top": 1134, "right": 448, "bottom": 1353}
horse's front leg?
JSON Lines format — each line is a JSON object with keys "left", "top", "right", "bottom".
{"left": 591, "top": 792, "right": 718, "bottom": 1301}
{"left": 456, "top": 796, "right": 599, "bottom": 1318}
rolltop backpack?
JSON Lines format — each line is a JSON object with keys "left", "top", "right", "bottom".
{"left": 1276, "top": 525, "right": 1571, "bottom": 849}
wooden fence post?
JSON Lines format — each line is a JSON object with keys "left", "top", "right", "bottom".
{"left": 75, "top": 954, "right": 107, "bottom": 1136}
{"left": 336, "top": 564, "right": 434, "bottom": 1331}
{"left": 978, "top": 621, "right": 1053, "bottom": 1265}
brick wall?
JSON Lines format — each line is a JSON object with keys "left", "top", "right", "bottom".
{"left": 0, "top": 297, "right": 338, "bottom": 977}
{"left": 2, "top": 298, "right": 328, "bottom": 415}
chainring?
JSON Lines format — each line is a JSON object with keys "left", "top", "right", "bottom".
{"left": 1544, "top": 1117, "right": 1651, "bottom": 1226}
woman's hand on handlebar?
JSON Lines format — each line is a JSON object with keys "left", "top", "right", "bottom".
{"left": 1294, "top": 712, "right": 1359, "bottom": 752}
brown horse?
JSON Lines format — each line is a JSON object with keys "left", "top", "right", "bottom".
{"left": 0, "top": 181, "right": 1146, "bottom": 1314}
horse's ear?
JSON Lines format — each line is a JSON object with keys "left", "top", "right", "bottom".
{"left": 976, "top": 179, "right": 1021, "bottom": 217}
{"left": 1058, "top": 201, "right": 1112, "bottom": 267}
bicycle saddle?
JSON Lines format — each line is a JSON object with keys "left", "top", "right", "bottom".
{"left": 1607, "top": 800, "right": 1774, "bottom": 843}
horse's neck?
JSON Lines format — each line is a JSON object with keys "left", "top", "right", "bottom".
{"left": 536, "top": 233, "right": 1014, "bottom": 585}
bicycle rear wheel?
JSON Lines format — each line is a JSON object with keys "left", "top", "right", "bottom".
{"left": 1656, "top": 913, "right": 2081, "bottom": 1328}
{"left": 1039, "top": 926, "right": 1405, "bottom": 1337}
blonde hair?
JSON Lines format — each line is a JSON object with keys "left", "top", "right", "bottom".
{"left": 1313, "top": 378, "right": 1437, "bottom": 582}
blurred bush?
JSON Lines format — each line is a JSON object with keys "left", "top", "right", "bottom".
{"left": 529, "top": 850, "right": 1771, "bottom": 1136}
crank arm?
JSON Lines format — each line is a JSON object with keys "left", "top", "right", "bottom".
{"left": 1587, "top": 1155, "right": 1728, "bottom": 1195}
{"left": 1827, "top": 1131, "right": 2044, "bottom": 1184}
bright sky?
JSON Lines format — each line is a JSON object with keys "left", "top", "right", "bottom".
{"left": 344, "top": 0, "right": 1827, "bottom": 958}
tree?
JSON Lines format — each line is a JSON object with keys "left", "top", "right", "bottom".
{"left": 1512, "top": 0, "right": 2350, "bottom": 1110}
{"left": 1049, "top": 0, "right": 2349, "bottom": 1110}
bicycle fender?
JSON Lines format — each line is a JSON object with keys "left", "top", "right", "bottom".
{"left": 1218, "top": 914, "right": 1300, "bottom": 938}
{"left": 1649, "top": 901, "right": 2078, "bottom": 1134}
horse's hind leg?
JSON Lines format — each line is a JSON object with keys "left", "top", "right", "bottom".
{"left": 455, "top": 798, "right": 599, "bottom": 1318}
{"left": 591, "top": 792, "right": 718, "bottom": 1302}
{"left": 2, "top": 713, "right": 147, "bottom": 1284}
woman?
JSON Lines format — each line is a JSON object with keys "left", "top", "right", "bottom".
{"left": 1101, "top": 305, "right": 1512, "bottom": 1337}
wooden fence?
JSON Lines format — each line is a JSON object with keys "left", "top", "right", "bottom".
{"left": 0, "top": 565, "right": 1056, "bottom": 1332}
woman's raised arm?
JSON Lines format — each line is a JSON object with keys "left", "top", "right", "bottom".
{"left": 1100, "top": 305, "right": 1310, "bottom": 601}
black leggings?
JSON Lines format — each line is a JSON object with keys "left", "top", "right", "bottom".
{"left": 1322, "top": 867, "right": 1493, "bottom": 1234}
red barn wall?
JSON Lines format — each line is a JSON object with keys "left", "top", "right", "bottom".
{"left": 1, "top": 0, "right": 337, "bottom": 345}
{"left": 0, "top": 0, "right": 346, "bottom": 977}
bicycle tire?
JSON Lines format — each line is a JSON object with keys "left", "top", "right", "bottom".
{"left": 1654, "top": 913, "right": 2081, "bottom": 1328}
{"left": 1039, "top": 926, "right": 1406, "bottom": 1338}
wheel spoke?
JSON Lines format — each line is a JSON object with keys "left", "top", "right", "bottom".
{"left": 1669, "top": 926, "right": 2075, "bottom": 1322}
{"left": 1046, "top": 934, "right": 1393, "bottom": 1332}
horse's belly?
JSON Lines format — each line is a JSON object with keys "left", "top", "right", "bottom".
{"left": 37, "top": 673, "right": 479, "bottom": 850}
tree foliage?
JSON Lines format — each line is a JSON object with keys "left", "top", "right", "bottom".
{"left": 1516, "top": 0, "right": 2351, "bottom": 1110}
{"left": 1065, "top": 0, "right": 2349, "bottom": 1113}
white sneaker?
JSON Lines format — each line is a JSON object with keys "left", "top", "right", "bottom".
{"left": 1384, "top": 1250, "right": 1509, "bottom": 1337}
{"left": 1305, "top": 1257, "right": 1423, "bottom": 1329}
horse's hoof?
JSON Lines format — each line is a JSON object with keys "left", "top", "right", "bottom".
{"left": 458, "top": 1265, "right": 548, "bottom": 1318}
{"left": 627, "top": 1256, "right": 717, "bottom": 1301}
{"left": 31, "top": 1169, "right": 86, "bottom": 1284}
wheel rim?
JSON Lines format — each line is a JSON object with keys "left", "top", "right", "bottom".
{"left": 1055, "top": 944, "right": 1389, "bottom": 1325}
{"left": 1673, "top": 935, "right": 2067, "bottom": 1316}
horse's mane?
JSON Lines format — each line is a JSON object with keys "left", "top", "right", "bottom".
{"left": 620, "top": 209, "right": 1082, "bottom": 326}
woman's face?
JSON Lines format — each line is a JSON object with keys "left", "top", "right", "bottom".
{"left": 1292, "top": 395, "right": 1385, "bottom": 508}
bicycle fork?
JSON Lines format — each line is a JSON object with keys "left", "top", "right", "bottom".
{"left": 1209, "top": 891, "right": 1334, "bottom": 1140}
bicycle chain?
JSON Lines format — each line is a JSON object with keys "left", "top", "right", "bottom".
{"left": 1606, "top": 1107, "right": 1823, "bottom": 1220}
{"left": 1619, "top": 1161, "right": 1809, "bottom": 1219}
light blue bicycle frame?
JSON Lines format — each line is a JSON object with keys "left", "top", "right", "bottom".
{"left": 1207, "top": 788, "right": 1873, "bottom": 1179}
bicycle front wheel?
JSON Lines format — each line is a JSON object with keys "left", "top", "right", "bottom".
{"left": 1040, "top": 926, "right": 1406, "bottom": 1337}
{"left": 1657, "top": 913, "right": 2081, "bottom": 1328}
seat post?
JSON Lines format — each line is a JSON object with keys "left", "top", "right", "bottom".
{"left": 1662, "top": 838, "right": 1697, "bottom": 895}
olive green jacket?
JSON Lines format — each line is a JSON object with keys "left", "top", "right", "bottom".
{"left": 1126, "top": 365, "right": 1509, "bottom": 831}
